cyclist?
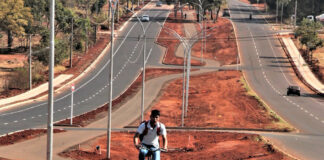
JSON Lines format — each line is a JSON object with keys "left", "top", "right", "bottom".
{"left": 134, "top": 109, "right": 168, "bottom": 160}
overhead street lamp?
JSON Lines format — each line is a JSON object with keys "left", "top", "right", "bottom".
{"left": 125, "top": 7, "right": 148, "bottom": 122}
{"left": 157, "top": 23, "right": 190, "bottom": 126}
{"left": 157, "top": 22, "right": 215, "bottom": 126}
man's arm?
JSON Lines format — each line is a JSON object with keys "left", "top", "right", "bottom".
{"left": 162, "top": 134, "right": 168, "bottom": 150}
{"left": 133, "top": 132, "right": 141, "bottom": 149}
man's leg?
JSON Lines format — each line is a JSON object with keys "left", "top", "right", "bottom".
{"left": 151, "top": 148, "right": 160, "bottom": 160}
{"left": 139, "top": 148, "right": 148, "bottom": 160}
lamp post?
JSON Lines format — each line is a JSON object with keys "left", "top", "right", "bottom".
{"left": 190, "top": 2, "right": 214, "bottom": 63}
{"left": 294, "top": 0, "right": 297, "bottom": 29}
{"left": 47, "top": 0, "right": 55, "bottom": 159}
{"left": 125, "top": 7, "right": 148, "bottom": 122}
{"left": 107, "top": 0, "right": 118, "bottom": 158}
{"left": 276, "top": 0, "right": 278, "bottom": 24}
{"left": 157, "top": 22, "right": 214, "bottom": 125}
{"left": 29, "top": 34, "right": 32, "bottom": 90}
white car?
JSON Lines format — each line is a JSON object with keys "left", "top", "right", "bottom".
{"left": 141, "top": 15, "right": 150, "bottom": 22}
{"left": 316, "top": 14, "right": 324, "bottom": 22}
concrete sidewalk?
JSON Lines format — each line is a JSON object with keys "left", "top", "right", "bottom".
{"left": 281, "top": 36, "right": 324, "bottom": 94}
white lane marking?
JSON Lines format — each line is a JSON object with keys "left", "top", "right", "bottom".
{"left": 13, "top": 120, "right": 18, "bottom": 123}
{"left": 31, "top": 116, "right": 35, "bottom": 119}
{"left": 4, "top": 123, "right": 8, "bottom": 125}
{"left": 234, "top": 4, "right": 324, "bottom": 124}
{"left": 22, "top": 118, "right": 26, "bottom": 121}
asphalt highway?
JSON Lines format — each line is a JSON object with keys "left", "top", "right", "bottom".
{"left": 0, "top": 3, "right": 170, "bottom": 135}
{"left": 228, "top": 0, "right": 324, "bottom": 159}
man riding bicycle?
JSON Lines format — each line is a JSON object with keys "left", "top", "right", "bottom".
{"left": 134, "top": 110, "right": 168, "bottom": 160}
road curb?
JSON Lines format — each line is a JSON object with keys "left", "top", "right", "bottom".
{"left": 277, "top": 35, "right": 324, "bottom": 96}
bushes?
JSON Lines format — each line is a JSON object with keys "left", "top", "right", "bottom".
{"left": 6, "top": 60, "right": 46, "bottom": 90}
{"left": 34, "top": 39, "right": 69, "bottom": 65}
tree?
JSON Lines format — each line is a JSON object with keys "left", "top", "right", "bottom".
{"left": 0, "top": 0, "right": 33, "bottom": 49}
{"left": 295, "top": 18, "right": 323, "bottom": 64}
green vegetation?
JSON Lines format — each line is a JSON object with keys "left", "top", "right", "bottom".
{"left": 249, "top": 0, "right": 324, "bottom": 25}
{"left": 0, "top": 0, "right": 33, "bottom": 48}
{"left": 295, "top": 19, "right": 323, "bottom": 64}
{"left": 240, "top": 76, "right": 294, "bottom": 131}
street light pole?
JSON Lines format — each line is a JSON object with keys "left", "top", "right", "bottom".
{"left": 141, "top": 34, "right": 146, "bottom": 122}
{"left": 47, "top": 0, "right": 55, "bottom": 159}
{"left": 107, "top": 0, "right": 114, "bottom": 158}
{"left": 29, "top": 34, "right": 32, "bottom": 90}
{"left": 124, "top": 7, "right": 147, "bottom": 123}
{"left": 276, "top": 0, "right": 278, "bottom": 24}
{"left": 294, "top": 0, "right": 297, "bottom": 29}
{"left": 70, "top": 18, "right": 74, "bottom": 68}
{"left": 280, "top": 1, "right": 283, "bottom": 30}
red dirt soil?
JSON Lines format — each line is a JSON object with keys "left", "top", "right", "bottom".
{"left": 240, "top": 0, "right": 266, "bottom": 9}
{"left": 59, "top": 131, "right": 292, "bottom": 160}
{"left": 131, "top": 70, "right": 288, "bottom": 130}
{"left": 156, "top": 12, "right": 202, "bottom": 66}
{"left": 192, "top": 18, "right": 238, "bottom": 65}
{"left": 59, "top": 70, "right": 292, "bottom": 159}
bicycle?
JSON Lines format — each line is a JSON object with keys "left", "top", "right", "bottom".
{"left": 139, "top": 145, "right": 167, "bottom": 160}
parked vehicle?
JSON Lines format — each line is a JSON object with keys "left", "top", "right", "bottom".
{"left": 287, "top": 85, "right": 301, "bottom": 96}
{"left": 316, "top": 13, "right": 324, "bottom": 22}
{"left": 307, "top": 15, "right": 314, "bottom": 21}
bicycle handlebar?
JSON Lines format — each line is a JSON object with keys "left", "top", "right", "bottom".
{"left": 139, "top": 145, "right": 167, "bottom": 152}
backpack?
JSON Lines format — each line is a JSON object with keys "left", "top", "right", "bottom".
{"left": 139, "top": 121, "right": 161, "bottom": 141}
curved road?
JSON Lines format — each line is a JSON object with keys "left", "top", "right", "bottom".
{"left": 0, "top": 2, "right": 170, "bottom": 135}
{"left": 228, "top": 0, "right": 324, "bottom": 159}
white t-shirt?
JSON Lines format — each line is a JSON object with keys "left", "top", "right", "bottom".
{"left": 137, "top": 120, "right": 167, "bottom": 148}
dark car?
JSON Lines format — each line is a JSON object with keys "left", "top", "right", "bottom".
{"left": 287, "top": 85, "right": 301, "bottom": 96}
{"left": 223, "top": 9, "right": 230, "bottom": 17}
{"left": 156, "top": 1, "right": 162, "bottom": 7}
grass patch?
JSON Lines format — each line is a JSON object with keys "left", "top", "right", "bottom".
{"left": 240, "top": 76, "right": 295, "bottom": 132}
{"left": 54, "top": 65, "right": 67, "bottom": 73}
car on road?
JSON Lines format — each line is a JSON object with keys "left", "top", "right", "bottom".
{"left": 223, "top": 8, "right": 230, "bottom": 17}
{"left": 141, "top": 15, "right": 150, "bottom": 22}
{"left": 156, "top": 1, "right": 162, "bottom": 7}
{"left": 287, "top": 85, "right": 301, "bottom": 96}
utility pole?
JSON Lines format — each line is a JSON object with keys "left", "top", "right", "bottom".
{"left": 29, "top": 35, "right": 32, "bottom": 90}
{"left": 141, "top": 34, "right": 146, "bottom": 122}
{"left": 107, "top": 0, "right": 114, "bottom": 158}
{"left": 276, "top": 0, "right": 278, "bottom": 24}
{"left": 181, "top": 47, "right": 187, "bottom": 127}
{"left": 294, "top": 0, "right": 297, "bottom": 29}
{"left": 47, "top": 0, "right": 55, "bottom": 159}
{"left": 185, "top": 46, "right": 192, "bottom": 117}
{"left": 70, "top": 18, "right": 74, "bottom": 68}
{"left": 280, "top": 1, "right": 283, "bottom": 30}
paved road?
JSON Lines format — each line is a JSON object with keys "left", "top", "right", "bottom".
{"left": 0, "top": 3, "right": 171, "bottom": 135}
{"left": 228, "top": 0, "right": 324, "bottom": 159}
